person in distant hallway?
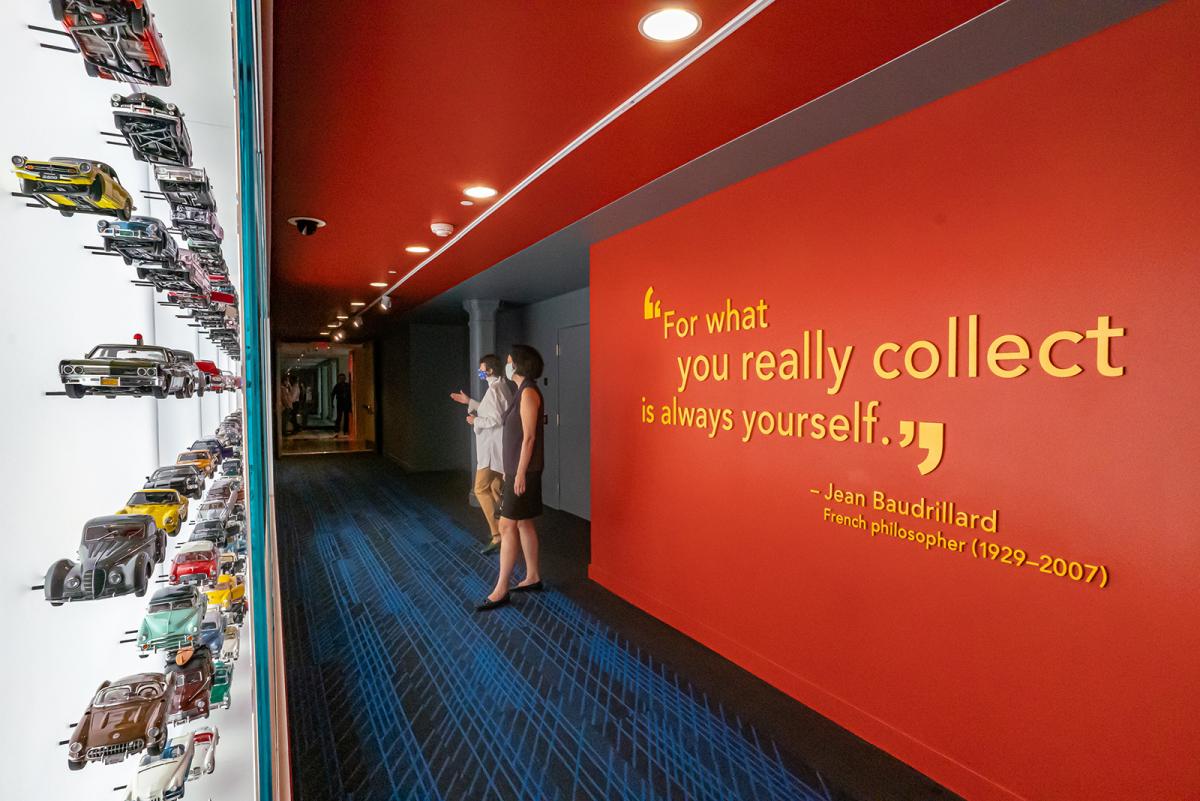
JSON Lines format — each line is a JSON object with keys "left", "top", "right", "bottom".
{"left": 332, "top": 372, "right": 352, "bottom": 438}
{"left": 477, "top": 344, "right": 545, "bottom": 612}
{"left": 292, "top": 378, "right": 305, "bottom": 433}
{"left": 278, "top": 376, "right": 293, "bottom": 435}
{"left": 450, "top": 354, "right": 513, "bottom": 554}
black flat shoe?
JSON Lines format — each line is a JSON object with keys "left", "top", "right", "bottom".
{"left": 475, "top": 594, "right": 510, "bottom": 612}
{"left": 511, "top": 581, "right": 544, "bottom": 593}
{"left": 479, "top": 541, "right": 500, "bottom": 555}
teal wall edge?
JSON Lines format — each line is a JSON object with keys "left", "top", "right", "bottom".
{"left": 231, "top": 1, "right": 274, "bottom": 799}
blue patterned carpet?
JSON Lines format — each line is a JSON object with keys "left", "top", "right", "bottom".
{"left": 276, "top": 456, "right": 836, "bottom": 801}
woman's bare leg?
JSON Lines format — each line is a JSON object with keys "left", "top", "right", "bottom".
{"left": 489, "top": 517, "right": 520, "bottom": 601}
{"left": 516, "top": 519, "right": 540, "bottom": 586}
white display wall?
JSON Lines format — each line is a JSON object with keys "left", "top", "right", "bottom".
{"left": 0, "top": 2, "right": 255, "bottom": 799}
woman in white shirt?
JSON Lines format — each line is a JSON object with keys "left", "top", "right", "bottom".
{"left": 450, "top": 354, "right": 513, "bottom": 553}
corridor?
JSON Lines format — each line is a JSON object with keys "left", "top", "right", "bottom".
{"left": 275, "top": 455, "right": 881, "bottom": 801}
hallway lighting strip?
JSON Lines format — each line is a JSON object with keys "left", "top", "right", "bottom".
{"left": 356, "top": 0, "right": 775, "bottom": 321}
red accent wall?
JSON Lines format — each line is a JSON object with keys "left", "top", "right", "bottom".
{"left": 590, "top": 4, "right": 1200, "bottom": 800}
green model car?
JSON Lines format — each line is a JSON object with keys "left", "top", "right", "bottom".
{"left": 210, "top": 660, "right": 233, "bottom": 709}
{"left": 138, "top": 585, "right": 206, "bottom": 657}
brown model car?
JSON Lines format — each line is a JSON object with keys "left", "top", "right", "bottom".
{"left": 166, "top": 646, "right": 214, "bottom": 724}
{"left": 67, "top": 672, "right": 171, "bottom": 770}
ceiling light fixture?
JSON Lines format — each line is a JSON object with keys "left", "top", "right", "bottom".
{"left": 388, "top": 269, "right": 397, "bottom": 275}
{"left": 319, "top": 331, "right": 330, "bottom": 335}
{"left": 460, "top": 200, "right": 474, "bottom": 206}
{"left": 639, "top": 8, "right": 702, "bottom": 41}
{"left": 405, "top": 245, "right": 431, "bottom": 254}
{"left": 336, "top": 314, "right": 348, "bottom": 319}
{"left": 325, "top": 322, "right": 337, "bottom": 327}
{"left": 463, "top": 186, "right": 497, "bottom": 199}
{"left": 352, "top": 318, "right": 363, "bottom": 328}
{"left": 370, "top": 282, "right": 388, "bottom": 288}
{"left": 350, "top": 301, "right": 366, "bottom": 307}
{"left": 359, "top": 0, "right": 772, "bottom": 317}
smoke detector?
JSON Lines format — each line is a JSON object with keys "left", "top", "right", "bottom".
{"left": 430, "top": 222, "right": 455, "bottom": 238}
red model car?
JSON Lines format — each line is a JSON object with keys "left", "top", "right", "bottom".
{"left": 169, "top": 541, "right": 217, "bottom": 585}
{"left": 52, "top": 0, "right": 172, "bottom": 86}
{"left": 195, "top": 360, "right": 221, "bottom": 392}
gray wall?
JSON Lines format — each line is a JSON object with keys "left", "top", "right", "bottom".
{"left": 380, "top": 322, "right": 472, "bottom": 472}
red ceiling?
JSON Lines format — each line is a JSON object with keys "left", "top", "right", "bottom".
{"left": 270, "top": 0, "right": 1002, "bottom": 338}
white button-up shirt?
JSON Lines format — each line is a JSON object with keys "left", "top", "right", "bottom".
{"left": 468, "top": 377, "right": 513, "bottom": 472}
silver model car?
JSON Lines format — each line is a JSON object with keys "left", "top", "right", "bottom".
{"left": 59, "top": 343, "right": 193, "bottom": 399}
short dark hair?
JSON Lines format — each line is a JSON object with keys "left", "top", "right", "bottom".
{"left": 509, "top": 344, "right": 544, "bottom": 380}
{"left": 479, "top": 354, "right": 501, "bottom": 375}
{"left": 337, "top": 373, "right": 346, "bottom": 380}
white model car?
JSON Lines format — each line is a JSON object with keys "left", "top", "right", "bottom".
{"left": 187, "top": 726, "right": 219, "bottom": 780}
{"left": 220, "top": 624, "right": 240, "bottom": 661}
{"left": 125, "top": 733, "right": 194, "bottom": 801}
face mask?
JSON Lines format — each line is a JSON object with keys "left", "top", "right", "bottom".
{"left": 505, "top": 362, "right": 516, "bottom": 381}
{"left": 477, "top": 369, "right": 488, "bottom": 381}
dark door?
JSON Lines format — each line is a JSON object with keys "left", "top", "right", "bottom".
{"left": 556, "top": 323, "right": 590, "bottom": 519}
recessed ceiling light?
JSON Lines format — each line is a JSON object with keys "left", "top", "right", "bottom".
{"left": 460, "top": 200, "right": 474, "bottom": 206}
{"left": 370, "top": 282, "right": 388, "bottom": 287}
{"left": 639, "top": 8, "right": 701, "bottom": 41}
{"left": 463, "top": 186, "right": 497, "bottom": 199}
{"left": 388, "top": 269, "right": 397, "bottom": 275}
{"left": 325, "top": 322, "right": 337, "bottom": 327}
{"left": 319, "top": 331, "right": 330, "bottom": 335}
{"left": 350, "top": 301, "right": 366, "bottom": 307}
{"left": 331, "top": 322, "right": 342, "bottom": 328}
{"left": 336, "top": 314, "right": 348, "bottom": 319}
{"left": 405, "top": 245, "right": 431, "bottom": 254}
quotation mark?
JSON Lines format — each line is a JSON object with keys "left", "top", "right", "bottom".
{"left": 898, "top": 420, "right": 945, "bottom": 475}
{"left": 644, "top": 286, "right": 662, "bottom": 320}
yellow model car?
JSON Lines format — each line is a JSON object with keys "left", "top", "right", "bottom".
{"left": 116, "top": 489, "right": 189, "bottom": 536}
{"left": 11, "top": 156, "right": 134, "bottom": 219}
{"left": 205, "top": 573, "right": 246, "bottom": 623}
{"left": 177, "top": 449, "right": 214, "bottom": 477}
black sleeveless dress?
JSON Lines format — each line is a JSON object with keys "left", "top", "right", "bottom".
{"left": 499, "top": 379, "right": 544, "bottom": 520}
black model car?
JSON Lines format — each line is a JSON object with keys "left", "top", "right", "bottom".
{"left": 52, "top": 0, "right": 172, "bottom": 86}
{"left": 154, "top": 165, "right": 215, "bottom": 210}
{"left": 145, "top": 465, "right": 204, "bottom": 499}
{"left": 59, "top": 342, "right": 193, "bottom": 399}
{"left": 191, "top": 437, "right": 229, "bottom": 460}
{"left": 171, "top": 205, "right": 222, "bottom": 249}
{"left": 97, "top": 215, "right": 177, "bottom": 265}
{"left": 44, "top": 515, "right": 165, "bottom": 605}
{"left": 138, "top": 248, "right": 207, "bottom": 294}
{"left": 188, "top": 519, "right": 228, "bottom": 549}
{"left": 111, "top": 92, "right": 192, "bottom": 166}
{"left": 170, "top": 350, "right": 204, "bottom": 397}
{"left": 195, "top": 249, "right": 227, "bottom": 276}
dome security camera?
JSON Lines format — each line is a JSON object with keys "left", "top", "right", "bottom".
{"left": 287, "top": 216, "right": 326, "bottom": 236}
{"left": 430, "top": 222, "right": 455, "bottom": 238}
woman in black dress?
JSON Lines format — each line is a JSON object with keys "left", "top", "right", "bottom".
{"left": 477, "top": 345, "right": 546, "bottom": 611}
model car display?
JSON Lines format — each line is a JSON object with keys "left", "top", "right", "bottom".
{"left": 169, "top": 541, "right": 218, "bottom": 585}
{"left": 176, "top": 449, "right": 213, "bottom": 476}
{"left": 44, "top": 514, "right": 164, "bottom": 605}
{"left": 59, "top": 342, "right": 191, "bottom": 399}
{"left": 98, "top": 216, "right": 177, "bottom": 265}
{"left": 165, "top": 646, "right": 214, "bottom": 723}
{"left": 220, "top": 625, "right": 240, "bottom": 661}
{"left": 187, "top": 726, "right": 218, "bottom": 780}
{"left": 67, "top": 673, "right": 170, "bottom": 770}
{"left": 137, "top": 585, "right": 206, "bottom": 656}
{"left": 218, "top": 459, "right": 241, "bottom": 478}
{"left": 144, "top": 464, "right": 203, "bottom": 499}
{"left": 52, "top": 0, "right": 172, "bottom": 86}
{"left": 205, "top": 573, "right": 245, "bottom": 623}
{"left": 209, "top": 660, "right": 232, "bottom": 710}
{"left": 123, "top": 732, "right": 194, "bottom": 801}
{"left": 116, "top": 488, "right": 187, "bottom": 536}
{"left": 188, "top": 518, "right": 228, "bottom": 549}
{"left": 112, "top": 92, "right": 191, "bottom": 166}
{"left": 11, "top": 155, "right": 133, "bottom": 219}
{"left": 217, "top": 551, "right": 245, "bottom": 578}
{"left": 154, "top": 165, "right": 215, "bottom": 210}
{"left": 206, "top": 478, "right": 244, "bottom": 510}
{"left": 137, "top": 247, "right": 208, "bottom": 295}
{"left": 194, "top": 496, "right": 235, "bottom": 527}
{"left": 171, "top": 204, "right": 222, "bottom": 247}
